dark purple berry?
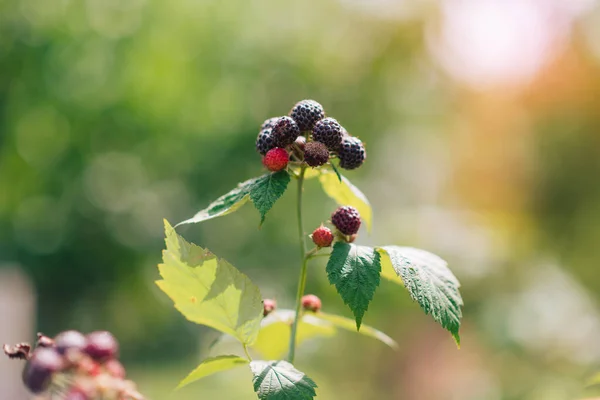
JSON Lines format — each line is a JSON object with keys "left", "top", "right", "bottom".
{"left": 256, "top": 128, "right": 276, "bottom": 155}
{"left": 312, "top": 118, "right": 344, "bottom": 150}
{"left": 289, "top": 100, "right": 325, "bottom": 131}
{"left": 84, "top": 331, "right": 119, "bottom": 362}
{"left": 331, "top": 206, "right": 361, "bottom": 235}
{"left": 261, "top": 117, "right": 279, "bottom": 131}
{"left": 338, "top": 136, "right": 366, "bottom": 170}
{"left": 54, "top": 330, "right": 87, "bottom": 355}
{"left": 271, "top": 116, "right": 300, "bottom": 147}
{"left": 22, "top": 348, "right": 64, "bottom": 394}
{"left": 303, "top": 141, "right": 329, "bottom": 167}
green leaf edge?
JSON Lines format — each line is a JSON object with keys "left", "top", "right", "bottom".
{"left": 250, "top": 360, "right": 318, "bottom": 400}
{"left": 177, "top": 355, "right": 249, "bottom": 389}
{"left": 315, "top": 312, "right": 398, "bottom": 349}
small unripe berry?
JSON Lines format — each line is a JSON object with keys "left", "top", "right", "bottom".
{"left": 104, "top": 359, "right": 126, "bottom": 379}
{"left": 303, "top": 141, "right": 329, "bottom": 167}
{"left": 301, "top": 295, "right": 322, "bottom": 313}
{"left": 331, "top": 206, "right": 361, "bottom": 235}
{"left": 22, "top": 348, "right": 64, "bottom": 394}
{"left": 54, "top": 330, "right": 87, "bottom": 355}
{"left": 84, "top": 331, "right": 119, "bottom": 363}
{"left": 263, "top": 299, "right": 277, "bottom": 317}
{"left": 311, "top": 225, "right": 333, "bottom": 248}
{"left": 262, "top": 148, "right": 289, "bottom": 171}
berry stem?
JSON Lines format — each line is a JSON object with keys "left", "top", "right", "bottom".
{"left": 288, "top": 165, "right": 308, "bottom": 363}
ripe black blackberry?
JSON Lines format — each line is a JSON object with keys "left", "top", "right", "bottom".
{"left": 272, "top": 116, "right": 300, "bottom": 147}
{"left": 261, "top": 117, "right": 279, "bottom": 131}
{"left": 256, "top": 129, "right": 276, "bottom": 155}
{"left": 304, "top": 141, "right": 329, "bottom": 167}
{"left": 289, "top": 100, "right": 325, "bottom": 131}
{"left": 331, "top": 206, "right": 361, "bottom": 235}
{"left": 312, "top": 118, "right": 344, "bottom": 151}
{"left": 338, "top": 136, "right": 366, "bottom": 170}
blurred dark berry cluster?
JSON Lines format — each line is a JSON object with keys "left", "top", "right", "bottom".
{"left": 4, "top": 331, "right": 144, "bottom": 400}
{"left": 256, "top": 100, "right": 366, "bottom": 171}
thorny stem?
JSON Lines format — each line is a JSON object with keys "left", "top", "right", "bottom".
{"left": 288, "top": 165, "right": 308, "bottom": 363}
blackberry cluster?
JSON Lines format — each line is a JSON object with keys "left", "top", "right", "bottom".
{"left": 255, "top": 99, "right": 366, "bottom": 171}
{"left": 4, "top": 331, "right": 144, "bottom": 400}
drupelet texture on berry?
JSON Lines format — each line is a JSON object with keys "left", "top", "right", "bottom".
{"left": 338, "top": 136, "right": 366, "bottom": 170}
{"left": 262, "top": 148, "right": 289, "bottom": 171}
{"left": 331, "top": 206, "right": 361, "bottom": 235}
{"left": 312, "top": 118, "right": 344, "bottom": 150}
{"left": 289, "top": 100, "right": 325, "bottom": 131}
{"left": 261, "top": 117, "right": 280, "bottom": 131}
{"left": 312, "top": 225, "right": 333, "bottom": 247}
{"left": 256, "top": 129, "right": 276, "bottom": 155}
{"left": 272, "top": 116, "right": 300, "bottom": 147}
{"left": 301, "top": 294, "right": 322, "bottom": 312}
{"left": 303, "top": 141, "right": 329, "bottom": 167}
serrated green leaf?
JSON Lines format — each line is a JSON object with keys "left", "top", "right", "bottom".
{"left": 319, "top": 171, "right": 372, "bottom": 232}
{"left": 250, "top": 360, "right": 317, "bottom": 400}
{"left": 249, "top": 170, "right": 291, "bottom": 225}
{"left": 377, "top": 246, "right": 463, "bottom": 345}
{"left": 326, "top": 242, "right": 381, "bottom": 329}
{"left": 252, "top": 310, "right": 336, "bottom": 360}
{"left": 315, "top": 312, "right": 398, "bottom": 349}
{"left": 157, "top": 220, "right": 263, "bottom": 345}
{"left": 177, "top": 355, "right": 249, "bottom": 389}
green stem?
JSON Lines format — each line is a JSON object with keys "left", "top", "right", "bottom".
{"left": 243, "top": 344, "right": 253, "bottom": 361}
{"left": 288, "top": 166, "right": 308, "bottom": 363}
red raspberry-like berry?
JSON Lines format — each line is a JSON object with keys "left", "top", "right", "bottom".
{"left": 263, "top": 299, "right": 277, "bottom": 317}
{"left": 331, "top": 206, "right": 361, "bottom": 235}
{"left": 84, "top": 331, "right": 119, "bottom": 363}
{"left": 303, "top": 141, "right": 329, "bottom": 167}
{"left": 301, "top": 295, "right": 322, "bottom": 312}
{"left": 262, "top": 148, "right": 289, "bottom": 171}
{"left": 312, "top": 225, "right": 333, "bottom": 247}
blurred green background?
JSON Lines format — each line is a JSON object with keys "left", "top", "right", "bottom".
{"left": 2, "top": 0, "right": 600, "bottom": 399}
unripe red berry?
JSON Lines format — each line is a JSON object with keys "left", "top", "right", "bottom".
{"left": 262, "top": 148, "right": 289, "bottom": 172}
{"left": 22, "top": 348, "right": 64, "bottom": 394}
{"left": 301, "top": 294, "right": 322, "bottom": 313}
{"left": 104, "top": 359, "right": 126, "bottom": 379}
{"left": 54, "top": 330, "right": 87, "bottom": 355}
{"left": 263, "top": 299, "right": 277, "bottom": 317}
{"left": 311, "top": 225, "right": 333, "bottom": 248}
{"left": 84, "top": 331, "right": 119, "bottom": 363}
{"left": 331, "top": 206, "right": 361, "bottom": 235}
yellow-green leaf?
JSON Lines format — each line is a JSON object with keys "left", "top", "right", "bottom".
{"left": 315, "top": 312, "right": 398, "bottom": 349}
{"left": 157, "top": 220, "right": 263, "bottom": 345}
{"left": 319, "top": 171, "right": 372, "bottom": 232}
{"left": 177, "top": 355, "right": 248, "bottom": 389}
{"left": 252, "top": 310, "right": 336, "bottom": 360}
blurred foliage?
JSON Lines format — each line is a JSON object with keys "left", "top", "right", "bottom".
{"left": 2, "top": 0, "right": 600, "bottom": 399}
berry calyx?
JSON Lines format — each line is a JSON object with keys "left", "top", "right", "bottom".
{"left": 262, "top": 148, "right": 289, "bottom": 171}
{"left": 22, "top": 348, "right": 64, "bottom": 394}
{"left": 311, "top": 225, "right": 333, "bottom": 248}
{"left": 312, "top": 118, "right": 344, "bottom": 151}
{"left": 303, "top": 141, "right": 329, "bottom": 167}
{"left": 289, "top": 100, "right": 325, "bottom": 131}
{"left": 84, "top": 331, "right": 119, "bottom": 363}
{"left": 272, "top": 116, "right": 300, "bottom": 147}
{"left": 256, "top": 129, "right": 276, "bottom": 155}
{"left": 263, "top": 299, "right": 277, "bottom": 317}
{"left": 54, "top": 330, "right": 87, "bottom": 355}
{"left": 338, "top": 136, "right": 366, "bottom": 170}
{"left": 301, "top": 295, "right": 322, "bottom": 313}
{"left": 331, "top": 206, "right": 361, "bottom": 235}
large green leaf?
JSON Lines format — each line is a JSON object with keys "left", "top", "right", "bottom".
{"left": 315, "top": 312, "right": 398, "bottom": 349}
{"left": 249, "top": 170, "right": 291, "bottom": 225}
{"left": 377, "top": 246, "right": 463, "bottom": 345}
{"left": 157, "top": 220, "right": 263, "bottom": 345}
{"left": 326, "top": 242, "right": 381, "bottom": 330}
{"left": 319, "top": 170, "right": 372, "bottom": 232}
{"left": 177, "top": 355, "right": 248, "bottom": 389}
{"left": 252, "top": 310, "right": 336, "bottom": 360}
{"left": 250, "top": 360, "right": 317, "bottom": 400}
{"left": 177, "top": 171, "right": 290, "bottom": 226}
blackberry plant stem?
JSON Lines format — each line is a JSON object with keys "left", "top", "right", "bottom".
{"left": 288, "top": 165, "right": 308, "bottom": 363}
